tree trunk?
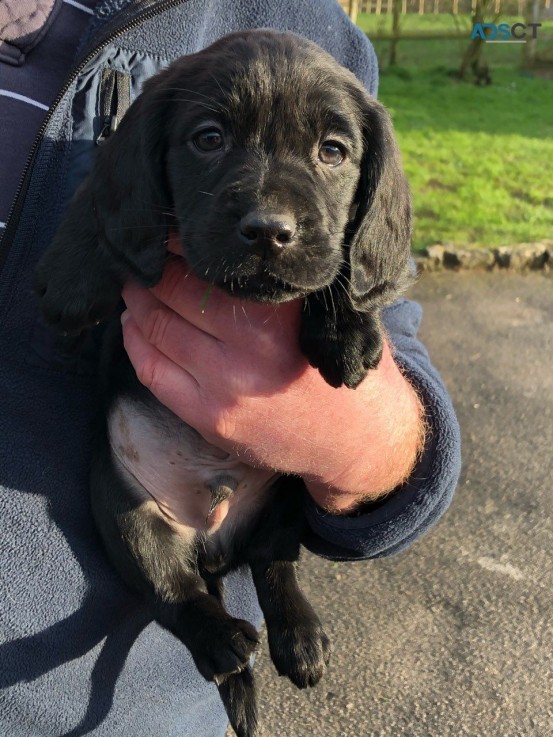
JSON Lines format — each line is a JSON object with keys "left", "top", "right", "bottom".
{"left": 458, "top": 0, "right": 491, "bottom": 79}
{"left": 521, "top": 0, "right": 540, "bottom": 68}
{"left": 459, "top": 37, "right": 484, "bottom": 79}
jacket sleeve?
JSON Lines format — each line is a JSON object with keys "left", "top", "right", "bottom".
{"left": 302, "top": 296, "right": 462, "bottom": 561}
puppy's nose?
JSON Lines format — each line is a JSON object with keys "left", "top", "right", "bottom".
{"left": 238, "top": 211, "right": 296, "bottom": 253}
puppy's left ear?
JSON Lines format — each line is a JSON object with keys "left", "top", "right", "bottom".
{"left": 347, "top": 95, "right": 412, "bottom": 308}
{"left": 33, "top": 71, "right": 177, "bottom": 335}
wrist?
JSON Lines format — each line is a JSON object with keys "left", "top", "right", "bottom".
{"left": 304, "top": 342, "right": 425, "bottom": 514}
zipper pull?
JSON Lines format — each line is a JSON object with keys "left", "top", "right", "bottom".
{"left": 96, "top": 114, "right": 118, "bottom": 144}
{"left": 96, "top": 69, "right": 131, "bottom": 145}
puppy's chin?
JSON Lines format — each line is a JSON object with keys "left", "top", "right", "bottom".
{"left": 181, "top": 234, "right": 342, "bottom": 304}
{"left": 214, "top": 273, "right": 308, "bottom": 304}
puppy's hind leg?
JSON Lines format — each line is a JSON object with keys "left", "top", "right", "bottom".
{"left": 217, "top": 667, "right": 257, "bottom": 737}
{"left": 198, "top": 571, "right": 257, "bottom": 736}
{"left": 247, "top": 479, "right": 331, "bottom": 690}
{"left": 90, "top": 452, "right": 259, "bottom": 736}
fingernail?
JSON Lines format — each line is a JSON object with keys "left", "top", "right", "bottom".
{"left": 121, "top": 310, "right": 130, "bottom": 326}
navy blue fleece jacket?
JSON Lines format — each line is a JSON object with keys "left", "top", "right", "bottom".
{"left": 0, "top": 1, "right": 461, "bottom": 735}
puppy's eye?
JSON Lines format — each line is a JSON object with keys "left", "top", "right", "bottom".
{"left": 193, "top": 128, "right": 224, "bottom": 152}
{"left": 319, "top": 141, "right": 346, "bottom": 167}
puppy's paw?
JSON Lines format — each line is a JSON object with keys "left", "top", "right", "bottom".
{"left": 217, "top": 667, "right": 258, "bottom": 737}
{"left": 33, "top": 264, "right": 120, "bottom": 335}
{"left": 193, "top": 616, "right": 259, "bottom": 683}
{"left": 300, "top": 323, "right": 375, "bottom": 389}
{"left": 300, "top": 295, "right": 384, "bottom": 388}
{"left": 267, "top": 615, "right": 331, "bottom": 689}
{"left": 362, "top": 330, "right": 384, "bottom": 372}
{"left": 316, "top": 346, "right": 369, "bottom": 389}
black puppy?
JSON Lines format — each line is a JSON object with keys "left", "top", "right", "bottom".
{"left": 34, "top": 30, "right": 412, "bottom": 737}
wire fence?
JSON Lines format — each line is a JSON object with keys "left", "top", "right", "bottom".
{"left": 341, "top": 0, "right": 551, "bottom": 15}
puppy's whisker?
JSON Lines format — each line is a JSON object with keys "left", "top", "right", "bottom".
{"left": 107, "top": 224, "right": 169, "bottom": 231}
{"left": 333, "top": 273, "right": 351, "bottom": 298}
{"left": 185, "top": 252, "right": 221, "bottom": 273}
{"left": 117, "top": 204, "right": 171, "bottom": 210}
{"left": 320, "top": 287, "right": 329, "bottom": 313}
{"left": 240, "top": 304, "right": 253, "bottom": 329}
{"left": 262, "top": 306, "right": 281, "bottom": 326}
{"left": 324, "top": 284, "right": 338, "bottom": 326}
{"left": 208, "top": 72, "right": 226, "bottom": 98}
{"left": 198, "top": 191, "right": 215, "bottom": 196}
{"left": 117, "top": 212, "right": 175, "bottom": 220}
{"left": 163, "top": 87, "right": 221, "bottom": 104}
{"left": 153, "top": 91, "right": 222, "bottom": 110}
{"left": 169, "top": 98, "right": 221, "bottom": 112}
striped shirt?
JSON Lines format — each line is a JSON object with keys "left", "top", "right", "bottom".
{"left": 0, "top": 0, "right": 98, "bottom": 232}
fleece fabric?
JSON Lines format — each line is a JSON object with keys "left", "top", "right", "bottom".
{"left": 0, "top": 0, "right": 98, "bottom": 225}
{"left": 0, "top": 1, "right": 461, "bottom": 735}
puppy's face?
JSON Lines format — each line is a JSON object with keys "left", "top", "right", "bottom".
{"left": 35, "top": 30, "right": 411, "bottom": 385}
{"left": 150, "top": 33, "right": 369, "bottom": 302}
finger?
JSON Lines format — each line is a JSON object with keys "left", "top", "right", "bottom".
{"left": 121, "top": 311, "right": 208, "bottom": 430}
{"left": 122, "top": 282, "right": 225, "bottom": 378}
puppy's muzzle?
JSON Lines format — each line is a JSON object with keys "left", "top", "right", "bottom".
{"left": 238, "top": 211, "right": 297, "bottom": 256}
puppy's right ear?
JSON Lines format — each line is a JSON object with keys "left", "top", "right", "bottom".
{"left": 34, "top": 73, "right": 175, "bottom": 334}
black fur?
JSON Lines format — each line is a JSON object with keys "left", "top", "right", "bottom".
{"left": 34, "top": 30, "right": 411, "bottom": 736}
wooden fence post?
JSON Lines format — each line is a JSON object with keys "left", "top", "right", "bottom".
{"left": 389, "top": 0, "right": 402, "bottom": 66}
{"left": 348, "top": 0, "right": 360, "bottom": 23}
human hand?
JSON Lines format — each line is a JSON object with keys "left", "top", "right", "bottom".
{"left": 121, "top": 234, "right": 424, "bottom": 513}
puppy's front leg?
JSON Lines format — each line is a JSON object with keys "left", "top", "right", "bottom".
{"left": 33, "top": 190, "right": 123, "bottom": 334}
{"left": 300, "top": 284, "right": 383, "bottom": 389}
{"left": 34, "top": 187, "right": 167, "bottom": 335}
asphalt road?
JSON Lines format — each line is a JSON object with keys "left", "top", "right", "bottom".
{"left": 244, "top": 271, "right": 553, "bottom": 737}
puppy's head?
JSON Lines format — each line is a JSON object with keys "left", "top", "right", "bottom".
{"left": 92, "top": 30, "right": 411, "bottom": 306}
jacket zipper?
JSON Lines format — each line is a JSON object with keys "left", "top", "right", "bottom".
{"left": 0, "top": 0, "right": 188, "bottom": 276}
{"left": 96, "top": 68, "right": 132, "bottom": 145}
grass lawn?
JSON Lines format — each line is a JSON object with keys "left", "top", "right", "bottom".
{"left": 355, "top": 14, "right": 553, "bottom": 250}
